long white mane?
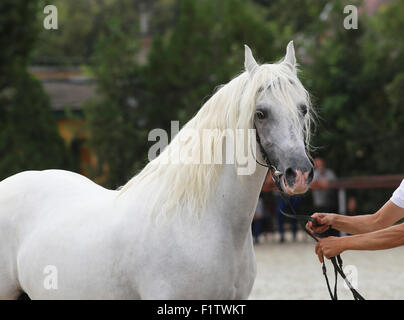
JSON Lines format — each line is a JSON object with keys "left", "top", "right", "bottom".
{"left": 119, "top": 61, "right": 313, "bottom": 218}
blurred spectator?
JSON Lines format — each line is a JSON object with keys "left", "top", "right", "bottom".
{"left": 311, "top": 157, "right": 337, "bottom": 211}
{"left": 252, "top": 194, "right": 266, "bottom": 244}
{"left": 347, "top": 196, "right": 358, "bottom": 216}
{"left": 342, "top": 196, "right": 359, "bottom": 236}
{"left": 275, "top": 193, "right": 300, "bottom": 243}
{"left": 311, "top": 157, "right": 339, "bottom": 237}
{"left": 262, "top": 194, "right": 276, "bottom": 237}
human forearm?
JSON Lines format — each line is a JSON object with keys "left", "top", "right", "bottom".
{"left": 331, "top": 213, "right": 378, "bottom": 235}
{"left": 314, "top": 201, "right": 404, "bottom": 261}
{"left": 315, "top": 223, "right": 404, "bottom": 262}
{"left": 342, "top": 223, "right": 404, "bottom": 251}
{"left": 309, "top": 201, "right": 404, "bottom": 236}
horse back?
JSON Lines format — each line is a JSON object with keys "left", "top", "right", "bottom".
{"left": 0, "top": 170, "right": 116, "bottom": 235}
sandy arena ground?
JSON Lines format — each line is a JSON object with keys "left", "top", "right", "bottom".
{"left": 250, "top": 231, "right": 404, "bottom": 300}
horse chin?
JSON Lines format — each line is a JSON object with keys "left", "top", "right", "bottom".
{"left": 281, "top": 176, "right": 309, "bottom": 195}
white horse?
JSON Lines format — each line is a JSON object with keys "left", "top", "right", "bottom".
{"left": 0, "top": 41, "right": 314, "bottom": 299}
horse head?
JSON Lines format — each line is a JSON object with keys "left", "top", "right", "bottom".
{"left": 245, "top": 41, "right": 314, "bottom": 195}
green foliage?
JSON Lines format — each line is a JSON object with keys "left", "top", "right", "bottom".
{"left": 145, "top": 0, "right": 279, "bottom": 128}
{"left": 304, "top": 1, "right": 404, "bottom": 175}
{"left": 0, "top": 72, "right": 72, "bottom": 180}
{"left": 75, "top": 0, "right": 404, "bottom": 211}
{"left": 33, "top": 0, "right": 148, "bottom": 65}
{"left": 0, "top": 0, "right": 41, "bottom": 88}
{"left": 262, "top": 0, "right": 330, "bottom": 38}
{"left": 86, "top": 0, "right": 283, "bottom": 187}
{"left": 85, "top": 20, "right": 147, "bottom": 188}
{"left": 0, "top": 0, "right": 72, "bottom": 181}
{"left": 299, "top": 0, "right": 404, "bottom": 211}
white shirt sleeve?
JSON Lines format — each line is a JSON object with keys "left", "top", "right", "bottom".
{"left": 391, "top": 179, "right": 404, "bottom": 209}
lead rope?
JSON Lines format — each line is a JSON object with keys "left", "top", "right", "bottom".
{"left": 275, "top": 177, "right": 365, "bottom": 300}
{"left": 275, "top": 184, "right": 337, "bottom": 300}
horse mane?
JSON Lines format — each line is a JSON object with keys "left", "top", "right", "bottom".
{"left": 119, "top": 61, "right": 313, "bottom": 219}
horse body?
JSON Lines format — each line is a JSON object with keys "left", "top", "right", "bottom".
{"left": 0, "top": 164, "right": 266, "bottom": 299}
{"left": 126, "top": 163, "right": 267, "bottom": 299}
{"left": 0, "top": 170, "right": 124, "bottom": 299}
{"left": 0, "top": 42, "right": 315, "bottom": 299}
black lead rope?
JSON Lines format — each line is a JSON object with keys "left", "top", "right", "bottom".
{"left": 278, "top": 190, "right": 365, "bottom": 300}
{"left": 273, "top": 193, "right": 337, "bottom": 300}
{"left": 275, "top": 176, "right": 365, "bottom": 300}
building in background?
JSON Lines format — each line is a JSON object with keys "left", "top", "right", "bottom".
{"left": 29, "top": 66, "right": 97, "bottom": 176}
{"left": 29, "top": 3, "right": 153, "bottom": 179}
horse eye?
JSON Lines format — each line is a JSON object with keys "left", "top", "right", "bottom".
{"left": 256, "top": 110, "right": 265, "bottom": 120}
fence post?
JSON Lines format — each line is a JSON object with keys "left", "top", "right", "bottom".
{"left": 338, "top": 188, "right": 347, "bottom": 236}
{"left": 338, "top": 188, "right": 347, "bottom": 214}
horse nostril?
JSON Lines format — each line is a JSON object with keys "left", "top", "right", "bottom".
{"left": 285, "top": 167, "right": 296, "bottom": 186}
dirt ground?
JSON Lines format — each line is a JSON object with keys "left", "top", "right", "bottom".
{"left": 249, "top": 231, "right": 404, "bottom": 300}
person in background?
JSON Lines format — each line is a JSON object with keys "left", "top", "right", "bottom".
{"left": 310, "top": 157, "right": 339, "bottom": 237}
{"left": 342, "top": 196, "right": 359, "bottom": 236}
{"left": 347, "top": 196, "right": 358, "bottom": 216}
{"left": 252, "top": 194, "right": 266, "bottom": 244}
{"left": 275, "top": 194, "right": 300, "bottom": 243}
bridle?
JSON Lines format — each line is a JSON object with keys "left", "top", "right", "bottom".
{"left": 254, "top": 128, "right": 365, "bottom": 300}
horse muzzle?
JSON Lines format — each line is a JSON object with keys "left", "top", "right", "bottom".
{"left": 281, "top": 168, "right": 313, "bottom": 195}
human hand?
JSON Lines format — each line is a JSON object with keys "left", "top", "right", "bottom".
{"left": 315, "top": 236, "right": 346, "bottom": 263}
{"left": 306, "top": 213, "right": 335, "bottom": 234}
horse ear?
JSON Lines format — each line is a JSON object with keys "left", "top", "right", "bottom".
{"left": 284, "top": 40, "right": 296, "bottom": 68}
{"left": 244, "top": 45, "right": 258, "bottom": 75}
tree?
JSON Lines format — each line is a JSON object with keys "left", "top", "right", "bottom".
{"left": 0, "top": 0, "right": 71, "bottom": 181}
{"left": 85, "top": 0, "right": 404, "bottom": 213}
{"left": 144, "top": 0, "right": 279, "bottom": 128}
{"left": 0, "top": 0, "right": 40, "bottom": 88}
{"left": 302, "top": 0, "right": 404, "bottom": 211}
{"left": 33, "top": 0, "right": 152, "bottom": 65}
{"left": 0, "top": 74, "right": 72, "bottom": 180}
{"left": 86, "top": 0, "right": 282, "bottom": 188}
{"left": 85, "top": 19, "right": 146, "bottom": 188}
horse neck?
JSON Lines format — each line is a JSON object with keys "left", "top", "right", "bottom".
{"left": 207, "top": 163, "right": 268, "bottom": 245}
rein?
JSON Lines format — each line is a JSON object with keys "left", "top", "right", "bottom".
{"left": 254, "top": 133, "right": 364, "bottom": 300}
{"left": 275, "top": 187, "right": 364, "bottom": 300}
